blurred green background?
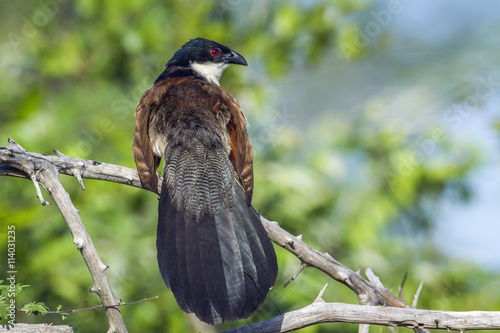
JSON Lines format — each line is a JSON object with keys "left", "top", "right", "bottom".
{"left": 1, "top": 0, "right": 500, "bottom": 332}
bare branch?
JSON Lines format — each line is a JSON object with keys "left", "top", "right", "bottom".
{"left": 0, "top": 139, "right": 154, "bottom": 193}
{"left": 0, "top": 323, "right": 74, "bottom": 333}
{"left": 223, "top": 302, "right": 500, "bottom": 333}
{"left": 260, "top": 216, "right": 408, "bottom": 308}
{"left": 1, "top": 140, "right": 127, "bottom": 333}
{"left": 2, "top": 140, "right": 499, "bottom": 332}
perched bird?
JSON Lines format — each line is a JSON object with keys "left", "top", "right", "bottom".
{"left": 133, "top": 38, "right": 278, "bottom": 325}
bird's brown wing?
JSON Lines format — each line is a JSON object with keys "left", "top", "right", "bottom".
{"left": 133, "top": 90, "right": 158, "bottom": 191}
{"left": 133, "top": 81, "right": 175, "bottom": 192}
{"left": 203, "top": 84, "right": 254, "bottom": 205}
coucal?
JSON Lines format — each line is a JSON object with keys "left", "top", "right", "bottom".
{"left": 133, "top": 38, "right": 278, "bottom": 325}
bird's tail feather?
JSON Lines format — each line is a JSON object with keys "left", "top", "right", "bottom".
{"left": 157, "top": 175, "right": 277, "bottom": 324}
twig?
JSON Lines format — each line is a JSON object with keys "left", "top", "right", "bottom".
{"left": 412, "top": 281, "right": 424, "bottom": 309}
{"left": 17, "top": 296, "right": 159, "bottom": 315}
{"left": 27, "top": 169, "right": 51, "bottom": 206}
{"left": 283, "top": 261, "right": 309, "bottom": 288}
{"left": 399, "top": 271, "right": 408, "bottom": 299}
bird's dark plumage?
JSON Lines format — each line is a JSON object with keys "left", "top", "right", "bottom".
{"left": 133, "top": 38, "right": 278, "bottom": 324}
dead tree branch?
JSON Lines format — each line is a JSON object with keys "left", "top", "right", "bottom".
{"left": 0, "top": 323, "right": 74, "bottom": 333}
{"left": 0, "top": 139, "right": 127, "bottom": 333}
{"left": 223, "top": 295, "right": 500, "bottom": 332}
{"left": 2, "top": 139, "right": 500, "bottom": 332}
{"left": 261, "top": 216, "right": 408, "bottom": 308}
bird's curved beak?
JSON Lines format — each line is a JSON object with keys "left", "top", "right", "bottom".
{"left": 223, "top": 50, "right": 248, "bottom": 66}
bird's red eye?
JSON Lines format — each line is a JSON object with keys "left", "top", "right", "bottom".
{"left": 211, "top": 49, "right": 219, "bottom": 56}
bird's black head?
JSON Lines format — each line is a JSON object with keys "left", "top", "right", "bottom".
{"left": 169, "top": 38, "right": 247, "bottom": 67}
{"left": 161, "top": 38, "right": 247, "bottom": 85}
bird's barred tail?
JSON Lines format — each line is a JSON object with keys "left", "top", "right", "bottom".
{"left": 156, "top": 169, "right": 278, "bottom": 324}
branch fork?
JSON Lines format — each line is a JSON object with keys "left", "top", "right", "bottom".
{"left": 2, "top": 139, "right": 500, "bottom": 332}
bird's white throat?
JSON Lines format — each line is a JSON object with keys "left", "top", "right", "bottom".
{"left": 190, "top": 62, "right": 230, "bottom": 85}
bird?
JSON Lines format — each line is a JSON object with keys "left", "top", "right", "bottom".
{"left": 132, "top": 38, "right": 278, "bottom": 325}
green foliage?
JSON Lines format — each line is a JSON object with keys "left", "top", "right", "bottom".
{"left": 0, "top": 280, "right": 22, "bottom": 321}
{"left": 0, "top": 282, "right": 49, "bottom": 320}
{"left": 1, "top": 1, "right": 499, "bottom": 332}
{"left": 0, "top": 281, "right": 68, "bottom": 321}
{"left": 21, "top": 302, "right": 50, "bottom": 316}
{"left": 0, "top": 280, "right": 29, "bottom": 299}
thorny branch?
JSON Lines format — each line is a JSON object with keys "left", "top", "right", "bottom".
{"left": 224, "top": 289, "right": 500, "bottom": 332}
{"left": 1, "top": 139, "right": 127, "bottom": 333}
{"left": 2, "top": 139, "right": 500, "bottom": 332}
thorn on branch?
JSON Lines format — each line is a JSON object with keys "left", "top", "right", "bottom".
{"left": 28, "top": 171, "right": 51, "bottom": 206}
{"left": 7, "top": 138, "right": 28, "bottom": 154}
{"left": 53, "top": 148, "right": 66, "bottom": 157}
{"left": 74, "top": 238, "right": 84, "bottom": 250}
{"left": 90, "top": 285, "right": 101, "bottom": 293}
{"left": 341, "top": 273, "right": 353, "bottom": 286}
{"left": 284, "top": 261, "right": 309, "bottom": 288}
{"left": 72, "top": 168, "right": 86, "bottom": 190}
{"left": 399, "top": 271, "right": 408, "bottom": 298}
{"left": 53, "top": 148, "right": 87, "bottom": 190}
{"left": 365, "top": 268, "right": 385, "bottom": 289}
{"left": 313, "top": 284, "right": 328, "bottom": 303}
{"left": 412, "top": 280, "right": 424, "bottom": 309}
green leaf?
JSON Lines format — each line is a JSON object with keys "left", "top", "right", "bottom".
{"left": 22, "top": 302, "right": 49, "bottom": 316}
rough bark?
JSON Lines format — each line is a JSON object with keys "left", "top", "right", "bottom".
{"left": 2, "top": 139, "right": 499, "bottom": 332}
{"left": 0, "top": 140, "right": 127, "bottom": 333}
{"left": 0, "top": 324, "right": 74, "bottom": 333}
